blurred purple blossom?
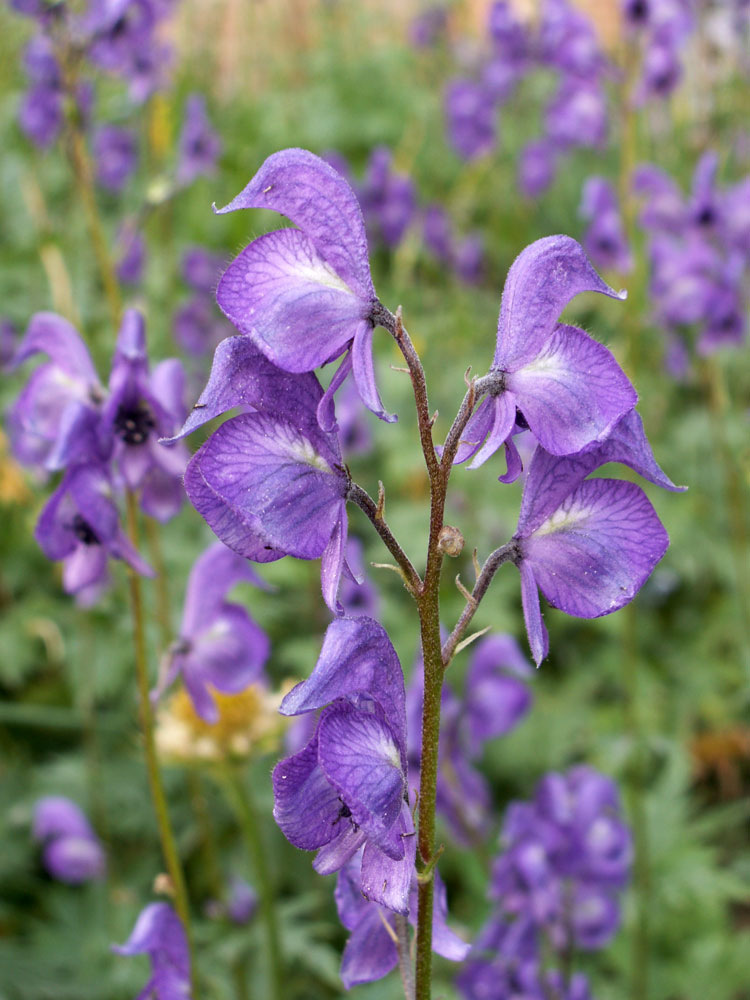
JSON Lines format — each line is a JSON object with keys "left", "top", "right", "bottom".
{"left": 113, "top": 902, "right": 191, "bottom": 1000}
{"left": 33, "top": 796, "right": 106, "bottom": 884}
{"left": 579, "top": 177, "right": 633, "bottom": 273}
{"left": 93, "top": 125, "right": 138, "bottom": 192}
{"left": 177, "top": 95, "right": 221, "bottom": 186}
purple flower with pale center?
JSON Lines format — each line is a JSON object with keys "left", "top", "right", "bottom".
{"left": 112, "top": 902, "right": 191, "bottom": 1000}
{"left": 33, "top": 796, "right": 106, "bottom": 884}
{"left": 511, "top": 410, "right": 684, "bottom": 664}
{"left": 545, "top": 78, "right": 608, "bottom": 151}
{"left": 93, "top": 125, "right": 138, "bottom": 192}
{"left": 215, "top": 148, "right": 394, "bottom": 426}
{"left": 100, "top": 310, "right": 189, "bottom": 522}
{"left": 174, "top": 335, "right": 351, "bottom": 612}
{"left": 176, "top": 94, "right": 221, "bottom": 186}
{"left": 35, "top": 462, "right": 153, "bottom": 603}
{"left": 359, "top": 147, "right": 417, "bottom": 250}
{"left": 518, "top": 139, "right": 559, "bottom": 198}
{"left": 444, "top": 79, "right": 497, "bottom": 160}
{"left": 8, "top": 312, "right": 105, "bottom": 472}
{"left": 336, "top": 852, "right": 469, "bottom": 987}
{"left": 452, "top": 235, "right": 635, "bottom": 474}
{"left": 579, "top": 177, "right": 633, "bottom": 273}
{"left": 273, "top": 616, "right": 416, "bottom": 912}
{"left": 153, "top": 542, "right": 270, "bottom": 722}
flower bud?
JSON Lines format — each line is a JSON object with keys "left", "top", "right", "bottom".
{"left": 438, "top": 524, "right": 464, "bottom": 557}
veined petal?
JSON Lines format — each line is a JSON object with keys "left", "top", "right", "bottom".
{"left": 360, "top": 803, "right": 416, "bottom": 912}
{"left": 522, "top": 478, "right": 669, "bottom": 619}
{"left": 494, "top": 236, "right": 626, "bottom": 371}
{"left": 339, "top": 905, "right": 398, "bottom": 988}
{"left": 318, "top": 703, "right": 406, "bottom": 859}
{"left": 186, "top": 412, "right": 347, "bottom": 560}
{"left": 214, "top": 147, "right": 375, "bottom": 300}
{"left": 272, "top": 734, "right": 343, "bottom": 851}
{"left": 352, "top": 320, "right": 396, "bottom": 423}
{"left": 519, "top": 560, "right": 548, "bottom": 666}
{"left": 169, "top": 335, "right": 326, "bottom": 444}
{"left": 279, "top": 616, "right": 406, "bottom": 753}
{"left": 518, "top": 409, "right": 685, "bottom": 536}
{"left": 217, "top": 227, "right": 370, "bottom": 373}
{"left": 507, "top": 323, "right": 637, "bottom": 456}
{"left": 183, "top": 453, "right": 286, "bottom": 563}
{"left": 313, "top": 824, "right": 367, "bottom": 875}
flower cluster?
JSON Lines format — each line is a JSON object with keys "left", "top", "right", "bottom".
{"left": 634, "top": 152, "right": 750, "bottom": 368}
{"left": 457, "top": 766, "right": 632, "bottom": 999}
{"left": 32, "top": 796, "right": 106, "bottom": 884}
{"left": 622, "top": 0, "right": 695, "bottom": 104}
{"left": 440, "top": 0, "right": 610, "bottom": 197}
{"left": 172, "top": 246, "right": 231, "bottom": 375}
{"left": 7, "top": 309, "right": 189, "bottom": 601}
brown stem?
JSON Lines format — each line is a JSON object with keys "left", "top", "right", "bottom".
{"left": 347, "top": 483, "right": 422, "bottom": 594}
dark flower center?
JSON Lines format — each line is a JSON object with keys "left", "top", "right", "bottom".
{"left": 629, "top": 0, "right": 649, "bottom": 21}
{"left": 696, "top": 206, "right": 715, "bottom": 226}
{"left": 72, "top": 514, "right": 100, "bottom": 546}
{"left": 515, "top": 408, "right": 530, "bottom": 431}
{"left": 115, "top": 401, "right": 155, "bottom": 445}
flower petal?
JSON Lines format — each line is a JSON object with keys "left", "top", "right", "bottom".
{"left": 507, "top": 323, "right": 637, "bottom": 456}
{"left": 360, "top": 803, "right": 416, "bottom": 912}
{"left": 519, "top": 560, "right": 548, "bottom": 666}
{"left": 181, "top": 541, "right": 268, "bottom": 635}
{"left": 352, "top": 320, "right": 396, "bottom": 423}
{"left": 214, "top": 147, "right": 375, "bottom": 300}
{"left": 523, "top": 478, "right": 669, "bottom": 619}
{"left": 11, "top": 312, "right": 98, "bottom": 384}
{"left": 339, "top": 905, "right": 398, "bottom": 989}
{"left": 494, "top": 235, "right": 626, "bottom": 371}
{"left": 217, "top": 228, "right": 370, "bottom": 373}
{"left": 185, "top": 412, "right": 346, "bottom": 560}
{"left": 169, "top": 335, "right": 326, "bottom": 443}
{"left": 272, "top": 733, "right": 343, "bottom": 851}
{"left": 320, "top": 512, "right": 348, "bottom": 614}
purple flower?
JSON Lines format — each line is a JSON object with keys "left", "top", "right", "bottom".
{"left": 176, "top": 336, "right": 351, "bottom": 612}
{"left": 112, "top": 902, "right": 191, "bottom": 1000}
{"left": 226, "top": 877, "right": 258, "bottom": 924}
{"left": 454, "top": 233, "right": 485, "bottom": 284}
{"left": 722, "top": 176, "right": 750, "bottom": 257}
{"left": 444, "top": 79, "right": 497, "bottom": 160}
{"left": 339, "top": 537, "right": 379, "bottom": 618}
{"left": 35, "top": 463, "right": 152, "bottom": 603}
{"left": 423, "top": 204, "right": 455, "bottom": 264}
{"left": 409, "top": 5, "right": 448, "bottom": 47}
{"left": 273, "top": 617, "right": 415, "bottom": 912}
{"left": 487, "top": 1, "right": 529, "bottom": 65}
{"left": 177, "top": 94, "right": 221, "bottom": 186}
{"left": 93, "top": 125, "right": 138, "bottom": 192}
{"left": 18, "top": 84, "right": 63, "bottom": 148}
{"left": 33, "top": 796, "right": 106, "bottom": 884}
{"left": 100, "top": 310, "right": 189, "bottom": 522}
{"left": 579, "top": 177, "right": 633, "bottom": 273}
{"left": 115, "top": 222, "right": 146, "bottom": 285}
{"left": 512, "top": 410, "right": 684, "bottom": 664}
{"left": 181, "top": 246, "right": 225, "bottom": 294}
{"left": 518, "top": 139, "right": 559, "bottom": 198}
{"left": 453, "top": 236, "right": 635, "bottom": 471}
{"left": 154, "top": 542, "right": 270, "bottom": 722}
{"left": 336, "top": 852, "right": 469, "bottom": 987}
{"left": 8, "top": 312, "right": 105, "bottom": 472}
{"left": 538, "top": 0, "right": 606, "bottom": 77}
{"left": 0, "top": 318, "right": 18, "bottom": 368}
{"left": 172, "top": 296, "right": 227, "bottom": 359}
{"left": 359, "top": 147, "right": 417, "bottom": 249}
{"left": 215, "top": 148, "right": 393, "bottom": 425}
{"left": 87, "top": 0, "right": 156, "bottom": 74}
{"left": 545, "top": 78, "right": 608, "bottom": 151}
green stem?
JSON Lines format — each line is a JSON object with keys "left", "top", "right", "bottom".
{"left": 218, "top": 761, "right": 284, "bottom": 1000}
{"left": 125, "top": 491, "right": 198, "bottom": 995}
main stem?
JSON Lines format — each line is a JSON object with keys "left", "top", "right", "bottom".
{"left": 219, "top": 762, "right": 284, "bottom": 1000}
{"left": 125, "top": 491, "right": 197, "bottom": 995}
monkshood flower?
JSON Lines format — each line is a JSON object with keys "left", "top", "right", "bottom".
{"left": 336, "top": 851, "right": 469, "bottom": 988}
{"left": 100, "top": 310, "right": 189, "bottom": 522}
{"left": 423, "top": 204, "right": 454, "bottom": 265}
{"left": 214, "top": 148, "right": 394, "bottom": 426}
{"left": 176, "top": 335, "right": 351, "bottom": 611}
{"left": 452, "top": 236, "right": 635, "bottom": 472}
{"left": 93, "top": 125, "right": 138, "bottom": 192}
{"left": 487, "top": 1, "right": 529, "bottom": 67}
{"left": 511, "top": 409, "right": 684, "bottom": 664}
{"left": 87, "top": 0, "right": 156, "bottom": 74}
{"left": 35, "top": 462, "right": 153, "bottom": 603}
{"left": 359, "top": 147, "right": 417, "bottom": 250}
{"left": 172, "top": 297, "right": 227, "bottom": 360}
{"left": 153, "top": 542, "right": 270, "bottom": 723}
{"left": 273, "top": 616, "right": 416, "bottom": 912}
{"left": 490, "top": 765, "right": 632, "bottom": 951}
{"left": 545, "top": 78, "right": 608, "bottom": 151}
{"left": 579, "top": 177, "right": 633, "bottom": 273}
{"left": 444, "top": 78, "right": 497, "bottom": 160}
{"left": 7, "top": 312, "right": 106, "bottom": 472}
{"left": 407, "top": 634, "right": 532, "bottom": 844}
{"left": 33, "top": 796, "right": 106, "bottom": 884}
{"left": 176, "top": 94, "right": 221, "bottom": 186}
{"left": 112, "top": 902, "right": 191, "bottom": 1000}
{"left": 518, "top": 139, "right": 559, "bottom": 198}
{"left": 226, "top": 877, "right": 258, "bottom": 925}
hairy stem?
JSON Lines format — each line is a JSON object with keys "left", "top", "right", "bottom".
{"left": 125, "top": 491, "right": 197, "bottom": 995}
{"left": 218, "top": 762, "right": 284, "bottom": 1000}
{"left": 348, "top": 482, "right": 422, "bottom": 594}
